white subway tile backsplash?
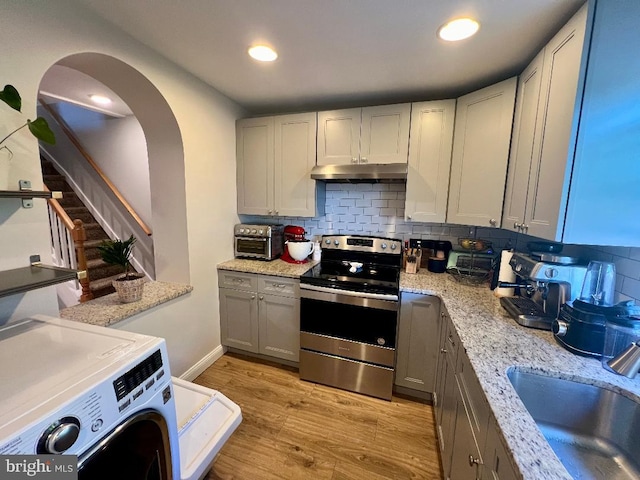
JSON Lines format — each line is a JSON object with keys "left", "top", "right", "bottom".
{"left": 363, "top": 191, "right": 382, "bottom": 200}
{"left": 253, "top": 185, "right": 640, "bottom": 304}
{"left": 621, "top": 277, "right": 640, "bottom": 302}
{"left": 379, "top": 208, "right": 397, "bottom": 216}
{"left": 614, "top": 257, "right": 640, "bottom": 280}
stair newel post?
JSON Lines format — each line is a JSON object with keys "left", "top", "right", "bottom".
{"left": 72, "top": 219, "right": 94, "bottom": 303}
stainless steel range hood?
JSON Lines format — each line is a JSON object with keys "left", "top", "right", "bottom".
{"left": 310, "top": 163, "right": 407, "bottom": 183}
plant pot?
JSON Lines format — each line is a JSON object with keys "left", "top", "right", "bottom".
{"left": 112, "top": 274, "right": 145, "bottom": 303}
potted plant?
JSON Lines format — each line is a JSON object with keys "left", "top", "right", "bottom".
{"left": 1, "top": 84, "right": 56, "bottom": 189}
{"left": 97, "top": 234, "right": 145, "bottom": 303}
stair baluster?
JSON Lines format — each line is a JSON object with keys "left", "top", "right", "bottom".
{"left": 72, "top": 219, "right": 94, "bottom": 303}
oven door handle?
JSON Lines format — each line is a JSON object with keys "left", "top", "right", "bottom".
{"left": 300, "top": 283, "right": 398, "bottom": 311}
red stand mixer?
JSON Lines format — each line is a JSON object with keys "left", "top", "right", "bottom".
{"left": 281, "top": 225, "right": 312, "bottom": 264}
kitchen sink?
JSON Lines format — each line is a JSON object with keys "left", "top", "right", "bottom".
{"left": 507, "top": 368, "right": 640, "bottom": 480}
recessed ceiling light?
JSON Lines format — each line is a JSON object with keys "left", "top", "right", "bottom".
{"left": 89, "top": 94, "right": 112, "bottom": 105}
{"left": 248, "top": 45, "right": 278, "bottom": 62}
{"left": 438, "top": 18, "right": 480, "bottom": 41}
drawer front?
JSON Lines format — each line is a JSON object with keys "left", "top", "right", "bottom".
{"left": 258, "top": 275, "right": 299, "bottom": 297}
{"left": 457, "top": 353, "right": 491, "bottom": 454}
{"left": 218, "top": 271, "right": 258, "bottom": 291}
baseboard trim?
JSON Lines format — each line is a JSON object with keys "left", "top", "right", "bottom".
{"left": 179, "top": 345, "right": 226, "bottom": 381}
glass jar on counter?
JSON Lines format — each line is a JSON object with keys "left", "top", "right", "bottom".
{"left": 602, "top": 315, "right": 640, "bottom": 373}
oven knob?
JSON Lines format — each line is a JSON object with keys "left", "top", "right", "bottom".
{"left": 325, "top": 239, "right": 331, "bottom": 245}
{"left": 239, "top": 228, "right": 245, "bottom": 234}
{"left": 334, "top": 240, "right": 340, "bottom": 246}
{"left": 515, "top": 263, "right": 522, "bottom": 273}
{"left": 37, "top": 417, "right": 81, "bottom": 454}
{"left": 545, "top": 267, "right": 558, "bottom": 278}
{"left": 258, "top": 229, "right": 264, "bottom": 235}
{"left": 377, "top": 338, "right": 386, "bottom": 346}
{"left": 251, "top": 229, "right": 257, "bottom": 234}
{"left": 390, "top": 244, "right": 397, "bottom": 250}
{"left": 381, "top": 243, "right": 387, "bottom": 249}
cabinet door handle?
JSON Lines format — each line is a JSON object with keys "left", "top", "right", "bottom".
{"left": 251, "top": 295, "right": 256, "bottom": 299}
{"left": 360, "top": 157, "right": 368, "bottom": 163}
{"left": 447, "top": 335, "right": 455, "bottom": 347}
{"left": 275, "top": 210, "right": 279, "bottom": 215}
{"left": 522, "top": 224, "right": 529, "bottom": 233}
{"left": 351, "top": 157, "right": 359, "bottom": 164}
{"left": 272, "top": 283, "right": 287, "bottom": 289}
{"left": 259, "top": 295, "right": 264, "bottom": 300}
{"left": 268, "top": 210, "right": 273, "bottom": 214}
{"left": 489, "top": 218, "right": 497, "bottom": 227}
{"left": 407, "top": 215, "right": 412, "bottom": 220}
{"left": 468, "top": 455, "right": 482, "bottom": 467}
{"left": 440, "top": 348, "right": 447, "bottom": 354}
{"left": 513, "top": 222, "right": 521, "bottom": 230}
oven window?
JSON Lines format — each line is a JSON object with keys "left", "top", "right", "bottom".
{"left": 301, "top": 298, "right": 397, "bottom": 348}
{"left": 236, "top": 238, "right": 267, "bottom": 255}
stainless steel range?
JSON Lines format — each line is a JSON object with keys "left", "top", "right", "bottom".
{"left": 298, "top": 235, "right": 402, "bottom": 400}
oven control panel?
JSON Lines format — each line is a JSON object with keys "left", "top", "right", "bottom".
{"left": 322, "top": 235, "right": 402, "bottom": 254}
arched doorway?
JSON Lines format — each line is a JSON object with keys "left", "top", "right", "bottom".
{"left": 42, "top": 53, "right": 190, "bottom": 284}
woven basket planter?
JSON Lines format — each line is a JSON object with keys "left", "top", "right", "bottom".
{"left": 112, "top": 275, "right": 145, "bottom": 303}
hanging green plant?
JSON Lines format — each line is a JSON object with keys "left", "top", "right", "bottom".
{"left": 1, "top": 84, "right": 56, "bottom": 147}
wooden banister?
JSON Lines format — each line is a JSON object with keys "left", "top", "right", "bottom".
{"left": 45, "top": 191, "right": 94, "bottom": 303}
{"left": 38, "top": 98, "right": 152, "bottom": 237}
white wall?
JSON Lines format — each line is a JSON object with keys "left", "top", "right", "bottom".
{"left": 0, "top": 0, "right": 244, "bottom": 376}
{"left": 53, "top": 103, "right": 153, "bottom": 227}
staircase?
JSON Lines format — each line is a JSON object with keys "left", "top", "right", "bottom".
{"left": 41, "top": 158, "right": 130, "bottom": 299}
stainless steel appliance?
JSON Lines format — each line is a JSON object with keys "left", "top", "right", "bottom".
{"left": 299, "top": 235, "right": 402, "bottom": 401}
{"left": 499, "top": 252, "right": 587, "bottom": 330}
{"left": 234, "top": 224, "right": 284, "bottom": 260}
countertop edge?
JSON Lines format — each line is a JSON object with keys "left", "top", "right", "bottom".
{"left": 60, "top": 281, "right": 193, "bottom": 327}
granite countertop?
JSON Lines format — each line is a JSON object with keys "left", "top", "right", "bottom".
{"left": 217, "top": 258, "right": 318, "bottom": 278}
{"left": 400, "top": 270, "right": 640, "bottom": 480}
{"left": 60, "top": 281, "right": 193, "bottom": 327}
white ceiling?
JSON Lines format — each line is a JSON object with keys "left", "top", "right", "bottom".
{"left": 66, "top": 0, "right": 585, "bottom": 115}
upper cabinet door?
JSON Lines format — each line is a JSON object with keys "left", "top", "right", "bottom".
{"left": 274, "top": 112, "right": 318, "bottom": 217}
{"left": 405, "top": 100, "right": 456, "bottom": 223}
{"left": 447, "top": 78, "right": 518, "bottom": 227}
{"left": 317, "top": 108, "right": 361, "bottom": 165}
{"left": 564, "top": 1, "right": 640, "bottom": 246}
{"left": 236, "top": 117, "right": 274, "bottom": 215}
{"left": 525, "top": 5, "right": 588, "bottom": 240}
{"left": 502, "top": 52, "right": 544, "bottom": 233}
{"left": 360, "top": 103, "right": 411, "bottom": 164}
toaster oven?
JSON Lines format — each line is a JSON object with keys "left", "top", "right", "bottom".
{"left": 234, "top": 224, "right": 284, "bottom": 260}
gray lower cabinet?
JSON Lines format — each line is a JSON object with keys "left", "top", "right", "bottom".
{"left": 482, "top": 418, "right": 519, "bottom": 480}
{"left": 395, "top": 293, "right": 441, "bottom": 392}
{"left": 218, "top": 271, "right": 300, "bottom": 362}
{"left": 435, "top": 305, "right": 515, "bottom": 480}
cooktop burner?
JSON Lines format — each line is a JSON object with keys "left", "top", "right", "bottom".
{"left": 300, "top": 235, "right": 402, "bottom": 296}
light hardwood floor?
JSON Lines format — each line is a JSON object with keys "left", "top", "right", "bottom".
{"left": 193, "top": 353, "right": 443, "bottom": 480}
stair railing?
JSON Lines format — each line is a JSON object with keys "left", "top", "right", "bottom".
{"left": 38, "top": 98, "right": 152, "bottom": 237}
{"left": 45, "top": 186, "right": 94, "bottom": 303}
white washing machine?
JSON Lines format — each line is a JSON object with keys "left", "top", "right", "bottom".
{"left": 0, "top": 315, "right": 241, "bottom": 480}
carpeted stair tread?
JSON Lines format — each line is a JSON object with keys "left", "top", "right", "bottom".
{"left": 41, "top": 156, "right": 138, "bottom": 300}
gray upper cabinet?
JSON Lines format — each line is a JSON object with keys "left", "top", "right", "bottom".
{"left": 502, "top": 51, "right": 544, "bottom": 234}
{"left": 404, "top": 100, "right": 456, "bottom": 223}
{"left": 317, "top": 104, "right": 411, "bottom": 165}
{"left": 395, "top": 293, "right": 441, "bottom": 392}
{"left": 563, "top": 0, "right": 640, "bottom": 246}
{"left": 237, "top": 112, "right": 320, "bottom": 217}
{"left": 447, "top": 78, "right": 517, "bottom": 228}
{"left": 516, "top": 5, "right": 589, "bottom": 240}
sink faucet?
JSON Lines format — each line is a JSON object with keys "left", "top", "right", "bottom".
{"left": 606, "top": 342, "right": 640, "bottom": 378}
